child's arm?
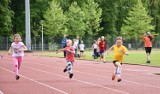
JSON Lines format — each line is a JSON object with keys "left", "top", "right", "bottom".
{"left": 106, "top": 45, "right": 114, "bottom": 56}
{"left": 22, "top": 45, "right": 27, "bottom": 51}
{"left": 8, "top": 47, "right": 12, "bottom": 55}
{"left": 56, "top": 49, "right": 64, "bottom": 54}
{"left": 141, "top": 34, "right": 146, "bottom": 40}
{"left": 121, "top": 47, "right": 129, "bottom": 55}
{"left": 122, "top": 50, "right": 129, "bottom": 55}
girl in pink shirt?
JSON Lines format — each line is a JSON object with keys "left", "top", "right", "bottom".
{"left": 8, "top": 34, "right": 27, "bottom": 80}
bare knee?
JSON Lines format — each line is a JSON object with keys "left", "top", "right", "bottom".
{"left": 115, "top": 62, "right": 121, "bottom": 67}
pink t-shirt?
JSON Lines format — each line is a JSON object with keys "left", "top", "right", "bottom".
{"left": 11, "top": 42, "right": 25, "bottom": 57}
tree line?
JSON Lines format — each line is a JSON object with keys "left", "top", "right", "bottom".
{"left": 0, "top": 0, "right": 159, "bottom": 44}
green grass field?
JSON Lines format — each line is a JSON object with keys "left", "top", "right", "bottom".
{"left": 39, "top": 50, "right": 160, "bottom": 67}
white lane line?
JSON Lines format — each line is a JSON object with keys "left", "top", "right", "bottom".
{"left": 74, "top": 70, "right": 160, "bottom": 89}
{"left": 28, "top": 61, "right": 160, "bottom": 81}
{"left": 84, "top": 67, "right": 160, "bottom": 80}
{"left": 28, "top": 62, "right": 160, "bottom": 89}
{"left": 0, "top": 91, "right": 4, "bottom": 94}
{"left": 24, "top": 66, "right": 129, "bottom": 94}
{"left": 0, "top": 66, "right": 68, "bottom": 94}
{"left": 26, "top": 58, "right": 160, "bottom": 81}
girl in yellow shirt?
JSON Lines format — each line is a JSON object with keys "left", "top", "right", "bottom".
{"left": 107, "top": 37, "right": 129, "bottom": 82}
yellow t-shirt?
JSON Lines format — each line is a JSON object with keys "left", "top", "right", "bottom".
{"left": 113, "top": 44, "right": 128, "bottom": 62}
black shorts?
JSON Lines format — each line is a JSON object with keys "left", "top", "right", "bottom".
{"left": 113, "top": 60, "right": 122, "bottom": 67}
{"left": 80, "top": 50, "right": 84, "bottom": 53}
{"left": 145, "top": 47, "right": 152, "bottom": 54}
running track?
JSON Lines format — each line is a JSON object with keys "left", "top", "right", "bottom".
{"left": 0, "top": 52, "right": 160, "bottom": 94}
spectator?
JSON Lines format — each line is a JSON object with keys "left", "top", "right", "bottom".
{"left": 61, "top": 35, "right": 67, "bottom": 58}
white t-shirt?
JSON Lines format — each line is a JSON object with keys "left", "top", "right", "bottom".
{"left": 11, "top": 42, "right": 25, "bottom": 57}
{"left": 79, "top": 44, "right": 85, "bottom": 51}
{"left": 92, "top": 43, "right": 98, "bottom": 49}
{"left": 73, "top": 41, "right": 78, "bottom": 49}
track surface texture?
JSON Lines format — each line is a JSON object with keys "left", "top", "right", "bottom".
{"left": 0, "top": 52, "right": 160, "bottom": 94}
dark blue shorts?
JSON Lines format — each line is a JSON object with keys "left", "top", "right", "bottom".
{"left": 100, "top": 50, "right": 105, "bottom": 54}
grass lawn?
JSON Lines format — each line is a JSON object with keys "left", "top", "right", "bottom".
{"left": 39, "top": 50, "right": 160, "bottom": 67}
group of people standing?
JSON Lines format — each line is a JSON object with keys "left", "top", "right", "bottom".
{"left": 61, "top": 35, "right": 85, "bottom": 58}
{"left": 92, "top": 36, "right": 107, "bottom": 63}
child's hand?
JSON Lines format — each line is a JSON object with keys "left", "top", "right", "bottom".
{"left": 107, "top": 51, "right": 110, "bottom": 56}
{"left": 8, "top": 52, "right": 11, "bottom": 55}
{"left": 121, "top": 50, "right": 129, "bottom": 55}
{"left": 119, "top": 50, "right": 125, "bottom": 54}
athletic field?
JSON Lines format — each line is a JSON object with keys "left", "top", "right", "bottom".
{"left": 0, "top": 51, "right": 160, "bottom": 94}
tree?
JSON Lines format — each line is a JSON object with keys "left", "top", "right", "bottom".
{"left": 10, "top": 0, "right": 25, "bottom": 36}
{"left": 30, "top": 0, "right": 52, "bottom": 44}
{"left": 44, "top": 0, "right": 67, "bottom": 38}
{"left": 115, "top": 0, "right": 138, "bottom": 34}
{"left": 0, "top": 0, "right": 13, "bottom": 36}
{"left": 97, "top": 0, "right": 118, "bottom": 37}
{"left": 121, "top": 0, "right": 154, "bottom": 48}
{"left": 66, "top": 2, "right": 86, "bottom": 37}
{"left": 82, "top": 0, "right": 102, "bottom": 36}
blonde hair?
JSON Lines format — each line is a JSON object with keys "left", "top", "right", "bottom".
{"left": 13, "top": 34, "right": 22, "bottom": 41}
{"left": 67, "top": 39, "right": 72, "bottom": 44}
{"left": 116, "top": 37, "right": 122, "bottom": 40}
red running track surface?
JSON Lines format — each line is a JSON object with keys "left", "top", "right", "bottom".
{"left": 0, "top": 52, "right": 160, "bottom": 94}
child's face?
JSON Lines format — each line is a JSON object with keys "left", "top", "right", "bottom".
{"left": 14, "top": 36, "right": 21, "bottom": 42}
{"left": 66, "top": 41, "right": 72, "bottom": 46}
{"left": 101, "top": 37, "right": 104, "bottom": 41}
{"left": 116, "top": 40, "right": 122, "bottom": 46}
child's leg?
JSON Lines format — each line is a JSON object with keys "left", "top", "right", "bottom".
{"left": 80, "top": 52, "right": 82, "bottom": 58}
{"left": 146, "top": 53, "right": 150, "bottom": 61}
{"left": 115, "top": 62, "right": 122, "bottom": 78}
{"left": 103, "top": 53, "right": 106, "bottom": 62}
{"left": 17, "top": 56, "right": 23, "bottom": 70}
{"left": 66, "top": 61, "right": 73, "bottom": 74}
{"left": 145, "top": 47, "right": 151, "bottom": 63}
{"left": 82, "top": 51, "right": 84, "bottom": 58}
{"left": 93, "top": 49, "right": 96, "bottom": 58}
{"left": 65, "top": 61, "right": 74, "bottom": 79}
{"left": 13, "top": 57, "right": 19, "bottom": 75}
{"left": 100, "top": 54, "right": 102, "bottom": 61}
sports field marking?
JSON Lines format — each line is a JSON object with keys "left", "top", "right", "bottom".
{"left": 79, "top": 66, "right": 160, "bottom": 81}
{"left": 76, "top": 62, "right": 159, "bottom": 73}
{"left": 73, "top": 70, "right": 160, "bottom": 89}
{"left": 0, "top": 91, "right": 4, "bottom": 94}
{"left": 3, "top": 56, "right": 160, "bottom": 91}
{"left": 27, "top": 60, "right": 160, "bottom": 81}
{"left": 26, "top": 62, "right": 160, "bottom": 89}
{"left": 23, "top": 65, "right": 129, "bottom": 94}
{"left": 0, "top": 66, "right": 69, "bottom": 94}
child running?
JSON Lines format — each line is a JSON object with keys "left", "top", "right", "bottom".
{"left": 8, "top": 34, "right": 27, "bottom": 80}
{"left": 56, "top": 39, "right": 75, "bottom": 79}
{"left": 107, "top": 37, "right": 129, "bottom": 82}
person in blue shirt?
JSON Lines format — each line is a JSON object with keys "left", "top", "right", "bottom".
{"left": 61, "top": 35, "right": 67, "bottom": 57}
